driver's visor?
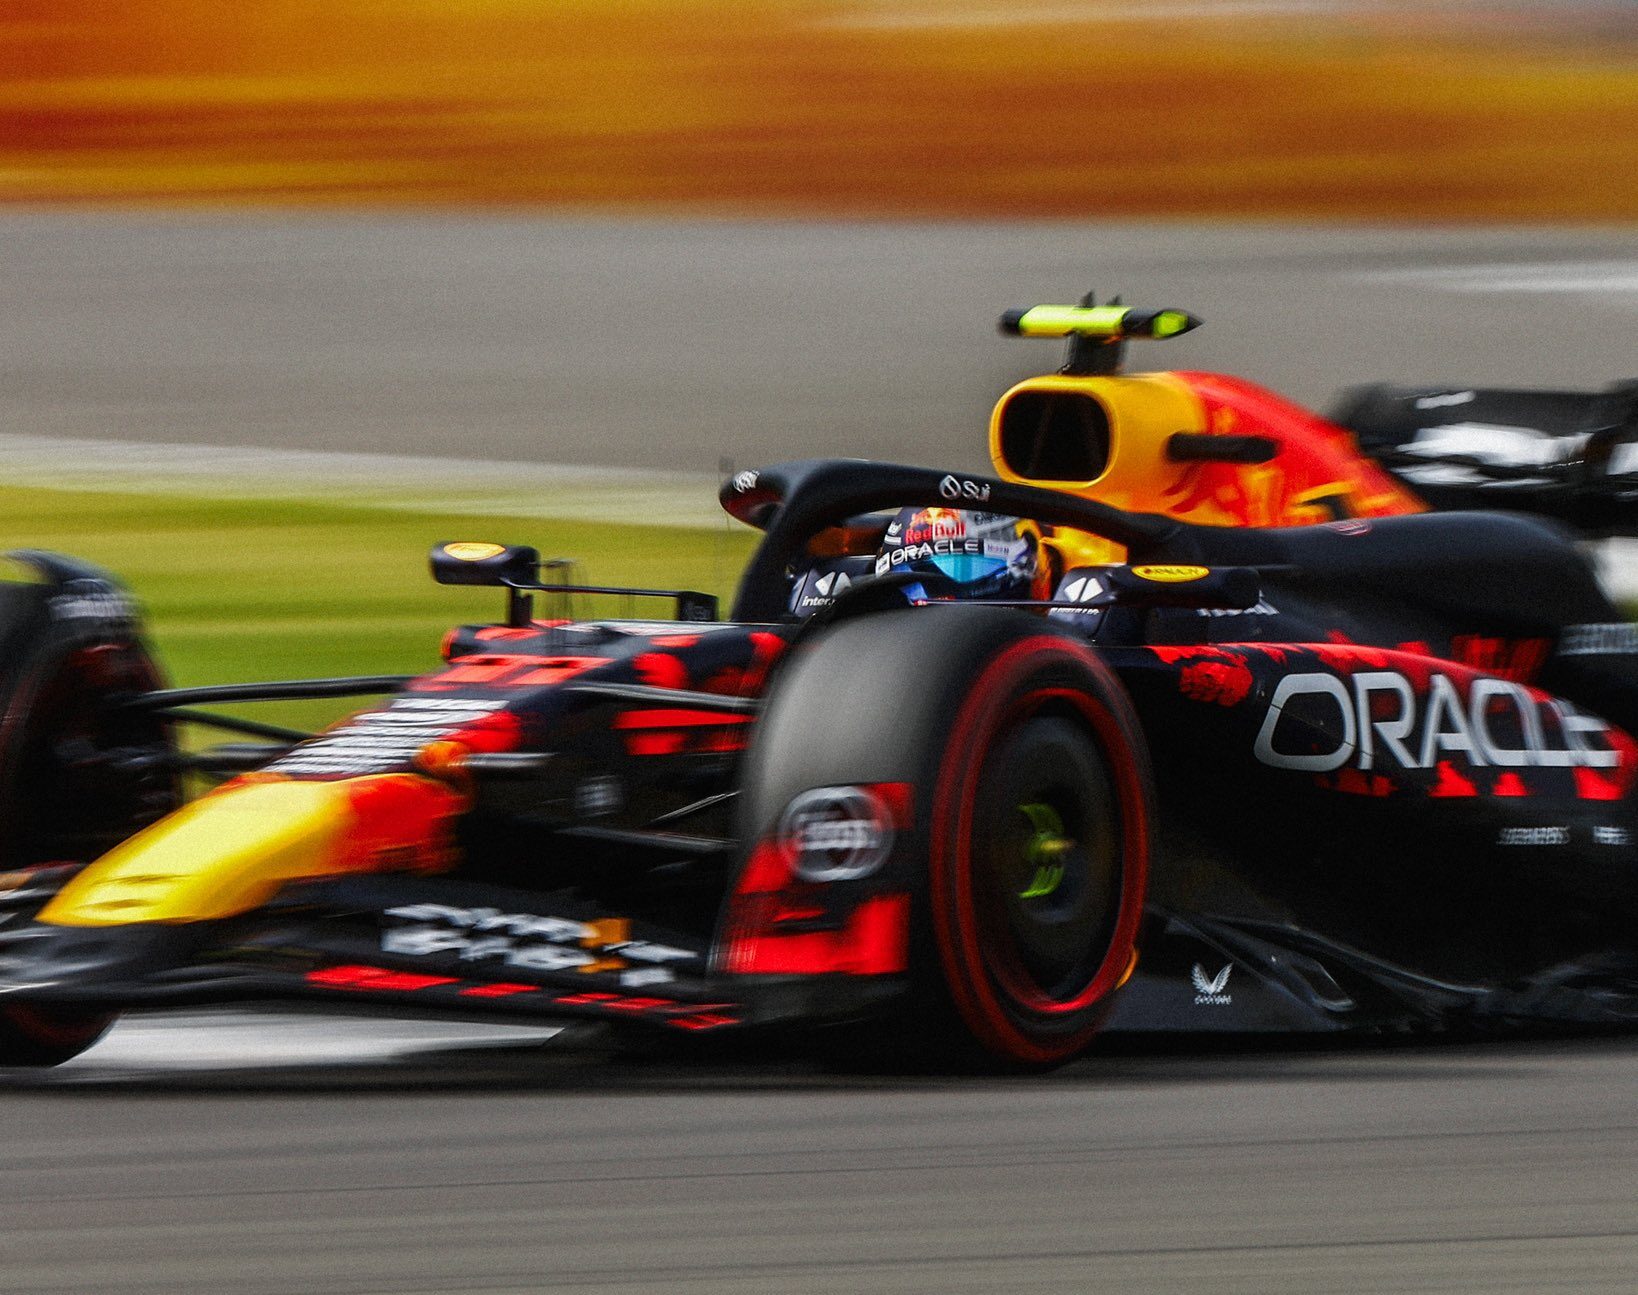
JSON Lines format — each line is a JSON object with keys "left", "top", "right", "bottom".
{"left": 928, "top": 553, "right": 1008, "bottom": 585}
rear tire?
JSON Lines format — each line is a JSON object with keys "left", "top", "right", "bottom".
{"left": 0, "top": 553, "right": 180, "bottom": 1066}
{"left": 740, "top": 607, "right": 1151, "bottom": 1069}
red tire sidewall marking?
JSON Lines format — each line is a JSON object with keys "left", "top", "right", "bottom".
{"left": 928, "top": 636, "right": 1149, "bottom": 1063}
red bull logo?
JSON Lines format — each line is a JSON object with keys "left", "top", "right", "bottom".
{"left": 903, "top": 508, "right": 967, "bottom": 544}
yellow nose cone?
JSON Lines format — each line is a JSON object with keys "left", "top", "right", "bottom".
{"left": 38, "top": 774, "right": 463, "bottom": 926}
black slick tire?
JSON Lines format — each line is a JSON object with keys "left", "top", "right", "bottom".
{"left": 0, "top": 555, "right": 179, "bottom": 1067}
{"left": 739, "top": 606, "right": 1151, "bottom": 1069}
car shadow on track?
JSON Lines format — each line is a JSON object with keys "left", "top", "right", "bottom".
{"left": 5, "top": 1015, "right": 1633, "bottom": 1097}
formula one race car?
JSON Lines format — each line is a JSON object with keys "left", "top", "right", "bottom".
{"left": 2, "top": 300, "right": 1636, "bottom": 1070}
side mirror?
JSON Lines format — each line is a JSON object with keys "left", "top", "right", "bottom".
{"left": 429, "top": 542, "right": 540, "bottom": 588}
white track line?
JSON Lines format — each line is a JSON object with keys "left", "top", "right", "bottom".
{"left": 1361, "top": 261, "right": 1638, "bottom": 295}
{"left": 0, "top": 433, "right": 726, "bottom": 529}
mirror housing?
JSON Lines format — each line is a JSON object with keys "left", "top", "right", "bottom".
{"left": 429, "top": 542, "right": 540, "bottom": 588}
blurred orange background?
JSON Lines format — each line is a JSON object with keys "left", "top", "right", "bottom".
{"left": 4, "top": 0, "right": 1638, "bottom": 218}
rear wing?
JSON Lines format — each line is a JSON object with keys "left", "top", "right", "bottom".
{"left": 1332, "top": 380, "right": 1638, "bottom": 535}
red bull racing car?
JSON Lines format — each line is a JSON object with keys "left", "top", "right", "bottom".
{"left": 1, "top": 300, "right": 1636, "bottom": 1069}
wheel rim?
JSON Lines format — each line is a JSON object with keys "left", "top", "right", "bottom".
{"left": 971, "top": 718, "right": 1121, "bottom": 1004}
{"left": 928, "top": 635, "right": 1150, "bottom": 1064}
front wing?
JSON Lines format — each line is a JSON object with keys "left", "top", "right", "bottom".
{"left": 6, "top": 864, "right": 1634, "bottom": 1043}
{"left": 0, "top": 869, "right": 902, "bottom": 1035}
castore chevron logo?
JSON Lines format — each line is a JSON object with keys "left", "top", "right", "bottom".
{"left": 1191, "top": 962, "right": 1233, "bottom": 1005}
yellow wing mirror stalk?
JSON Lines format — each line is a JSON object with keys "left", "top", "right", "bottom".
{"left": 39, "top": 773, "right": 467, "bottom": 927}
{"left": 998, "top": 304, "right": 1201, "bottom": 342}
{"left": 999, "top": 296, "right": 1202, "bottom": 378}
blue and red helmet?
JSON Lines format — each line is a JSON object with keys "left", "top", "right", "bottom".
{"left": 873, "top": 507, "right": 1037, "bottom": 600}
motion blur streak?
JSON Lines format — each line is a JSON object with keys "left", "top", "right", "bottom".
{"left": 3, "top": 1, "right": 1638, "bottom": 216}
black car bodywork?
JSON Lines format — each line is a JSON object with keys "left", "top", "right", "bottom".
{"left": 2, "top": 331, "right": 1637, "bottom": 1067}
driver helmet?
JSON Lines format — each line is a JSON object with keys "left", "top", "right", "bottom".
{"left": 873, "top": 507, "right": 1037, "bottom": 600}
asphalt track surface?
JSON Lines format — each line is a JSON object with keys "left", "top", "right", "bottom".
{"left": 6, "top": 217, "right": 1638, "bottom": 475}
{"left": 2, "top": 217, "right": 1637, "bottom": 1292}
{"left": 0, "top": 1015, "right": 1633, "bottom": 1294}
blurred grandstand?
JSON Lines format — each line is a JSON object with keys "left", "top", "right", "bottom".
{"left": 3, "top": 0, "right": 1636, "bottom": 218}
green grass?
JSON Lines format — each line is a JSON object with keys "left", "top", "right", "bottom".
{"left": 0, "top": 485, "right": 758, "bottom": 734}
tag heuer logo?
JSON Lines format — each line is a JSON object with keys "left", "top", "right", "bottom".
{"left": 938, "top": 474, "right": 991, "bottom": 503}
{"left": 1191, "top": 962, "right": 1232, "bottom": 1005}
